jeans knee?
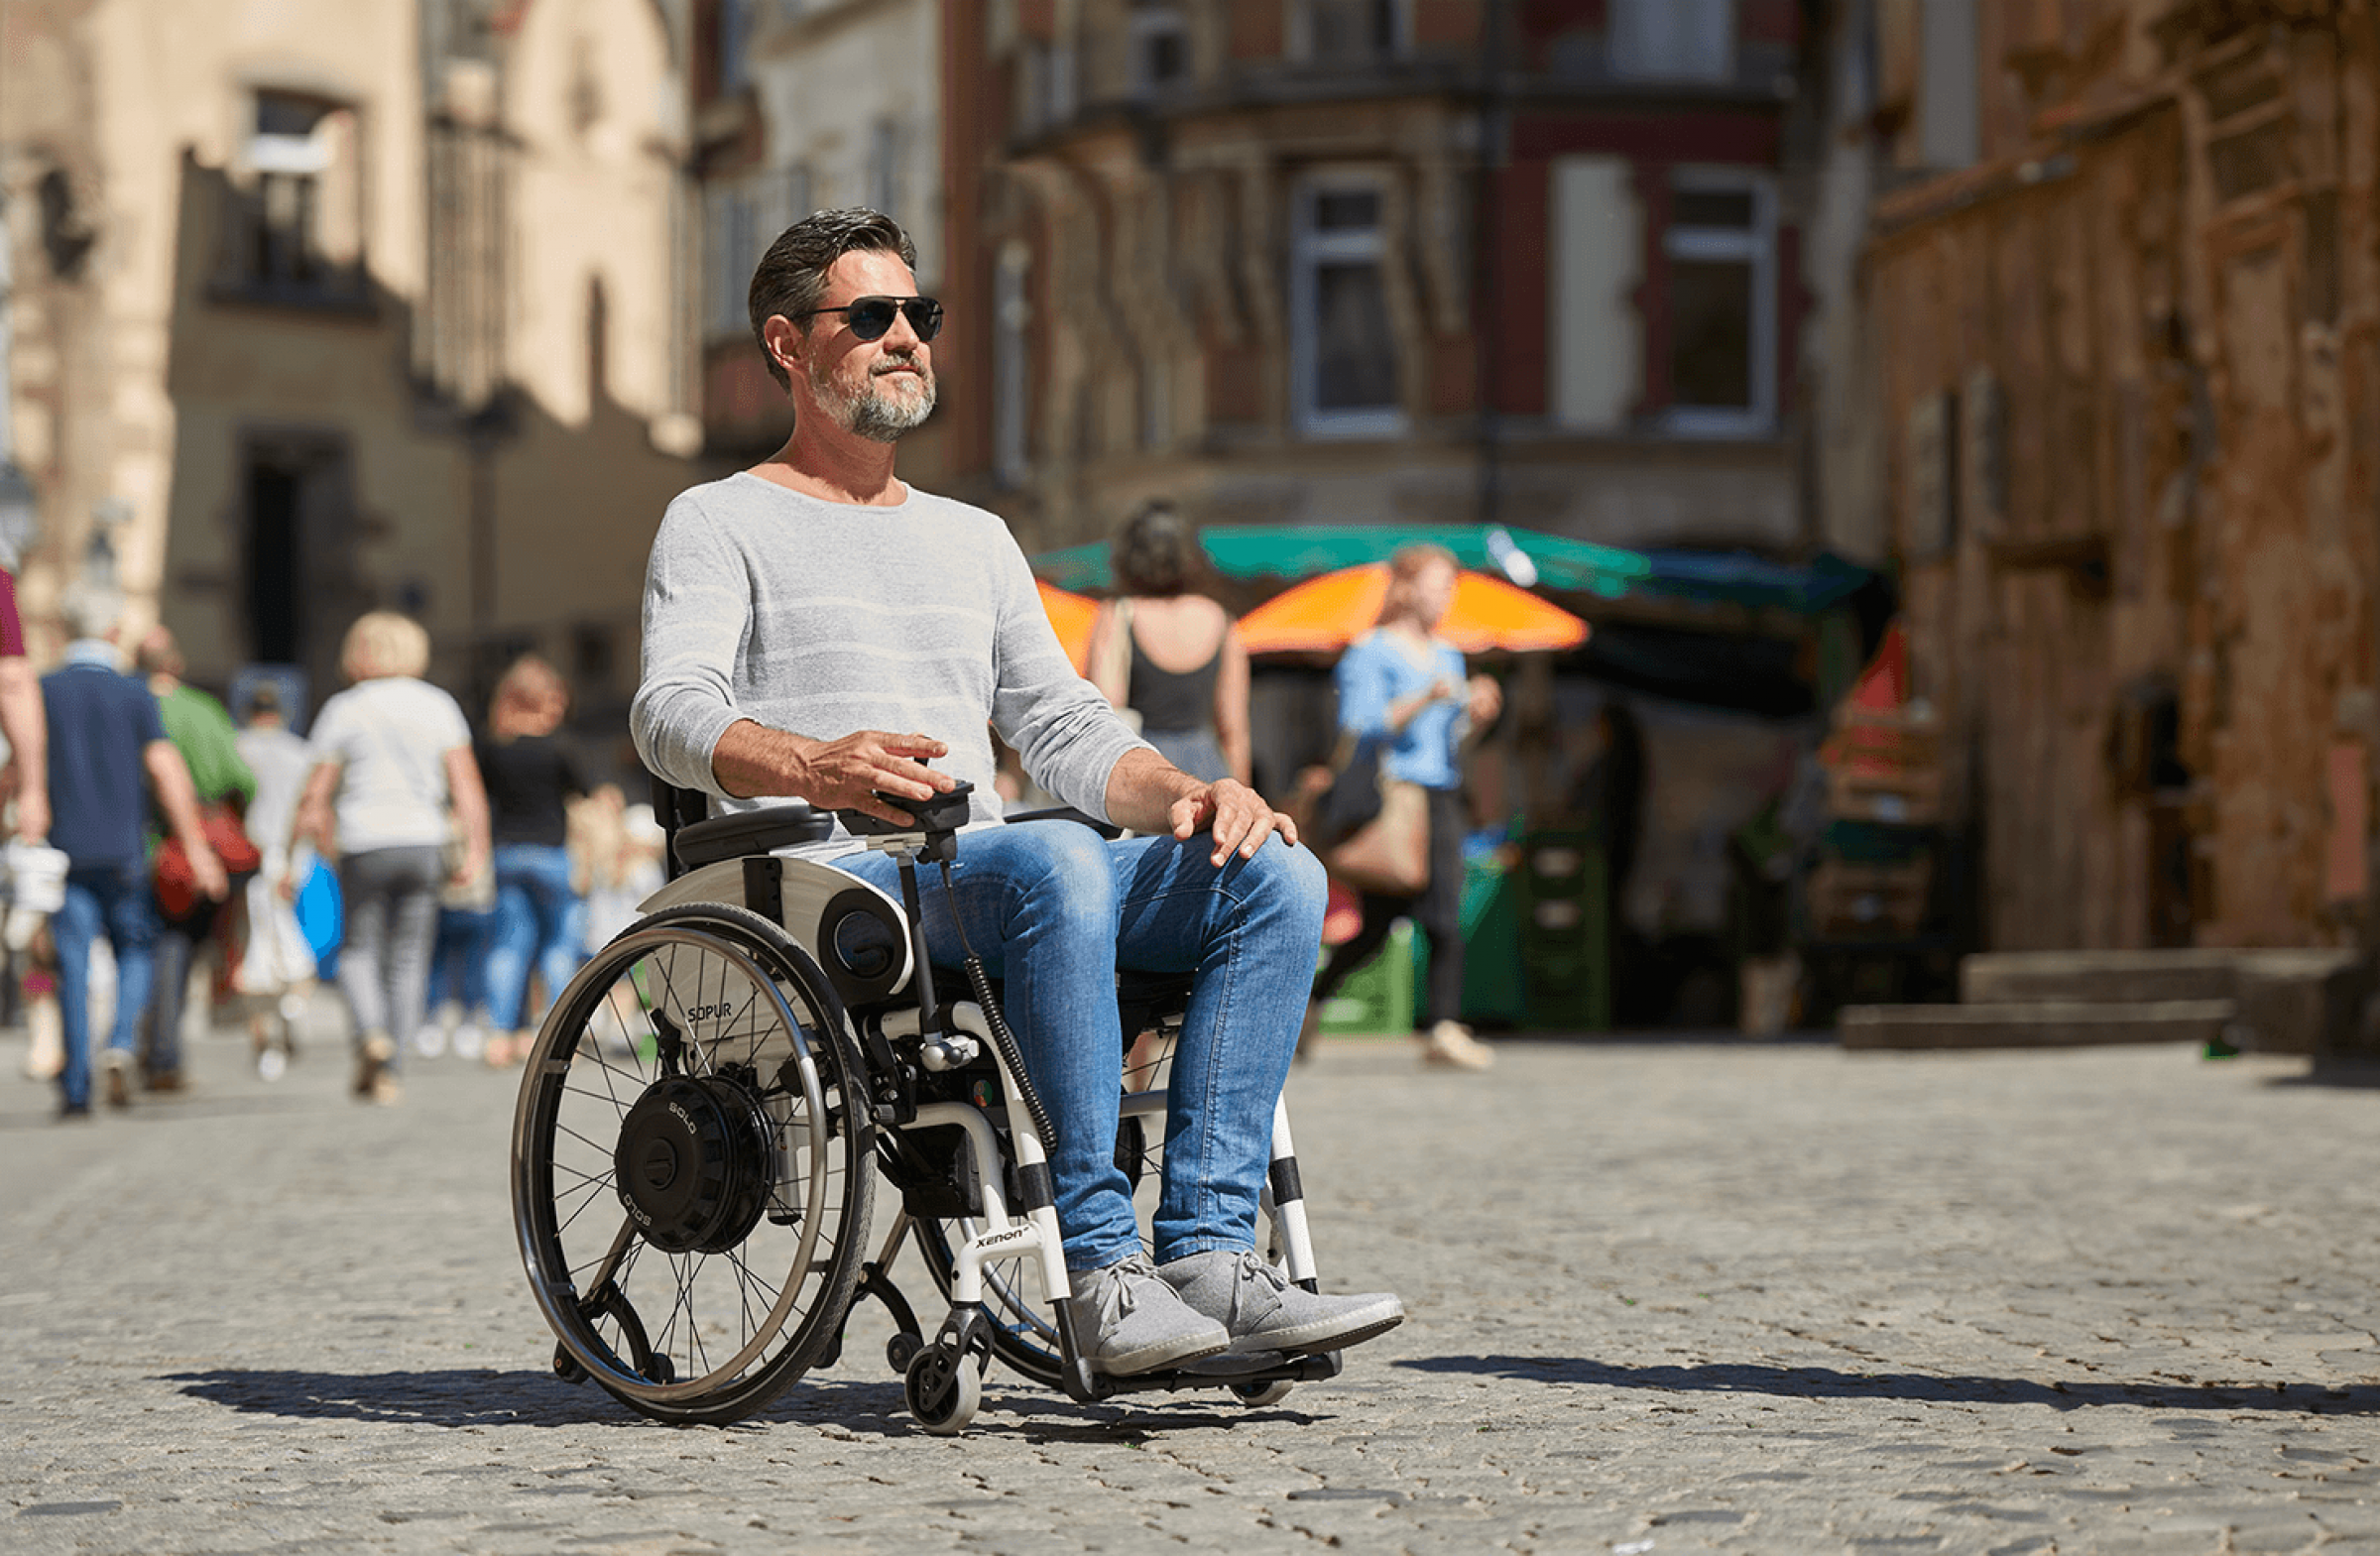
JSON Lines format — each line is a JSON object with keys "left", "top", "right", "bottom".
{"left": 1237, "top": 838, "right": 1328, "bottom": 932}
{"left": 1003, "top": 822, "right": 1119, "bottom": 939}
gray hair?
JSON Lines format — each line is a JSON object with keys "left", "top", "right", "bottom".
{"left": 748, "top": 207, "right": 918, "bottom": 391}
{"left": 60, "top": 586, "right": 125, "bottom": 644}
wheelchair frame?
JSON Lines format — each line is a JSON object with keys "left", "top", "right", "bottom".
{"left": 509, "top": 785, "right": 1341, "bottom": 1433}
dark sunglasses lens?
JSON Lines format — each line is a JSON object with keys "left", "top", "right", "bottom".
{"left": 846, "top": 299, "right": 897, "bottom": 340}
{"left": 906, "top": 299, "right": 945, "bottom": 341}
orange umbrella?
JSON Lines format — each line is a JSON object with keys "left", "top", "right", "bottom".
{"left": 1237, "top": 564, "right": 1589, "bottom": 656}
{"left": 1037, "top": 579, "right": 1101, "bottom": 673}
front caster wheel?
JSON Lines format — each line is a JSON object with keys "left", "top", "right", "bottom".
{"left": 1229, "top": 1378, "right": 1295, "bottom": 1407}
{"left": 904, "top": 1344, "right": 982, "bottom": 1436}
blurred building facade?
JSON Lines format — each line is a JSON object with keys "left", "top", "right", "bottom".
{"left": 1856, "top": 0, "right": 2380, "bottom": 952}
{"left": 0, "top": 0, "right": 700, "bottom": 730}
{"left": 690, "top": 1, "right": 1836, "bottom": 560}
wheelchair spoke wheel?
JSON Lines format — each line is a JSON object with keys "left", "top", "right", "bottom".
{"left": 512, "top": 903, "right": 874, "bottom": 1425}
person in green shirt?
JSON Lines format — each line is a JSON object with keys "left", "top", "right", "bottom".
{"left": 136, "top": 626, "right": 255, "bottom": 1089}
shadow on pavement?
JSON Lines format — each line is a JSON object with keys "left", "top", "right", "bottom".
{"left": 1394, "top": 1355, "right": 2380, "bottom": 1413}
{"left": 166, "top": 1368, "right": 622, "bottom": 1428}
{"left": 164, "top": 1367, "right": 1319, "bottom": 1437}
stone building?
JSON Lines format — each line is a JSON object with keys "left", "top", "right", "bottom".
{"left": 915, "top": 0, "right": 1824, "bottom": 560}
{"left": 1856, "top": 0, "right": 2380, "bottom": 951}
{"left": 0, "top": 0, "right": 700, "bottom": 728}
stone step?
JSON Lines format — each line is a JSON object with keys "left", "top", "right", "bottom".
{"left": 1959, "top": 949, "right": 2370, "bottom": 1054}
{"left": 1839, "top": 1000, "right": 2235, "bottom": 1051}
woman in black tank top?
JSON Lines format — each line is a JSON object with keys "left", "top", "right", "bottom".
{"left": 1087, "top": 505, "right": 1250, "bottom": 786}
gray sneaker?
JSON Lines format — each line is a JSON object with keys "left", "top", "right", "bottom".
{"left": 1065, "top": 1253, "right": 1231, "bottom": 1375}
{"left": 1159, "top": 1250, "right": 1404, "bottom": 1356}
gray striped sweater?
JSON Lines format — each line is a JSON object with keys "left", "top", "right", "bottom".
{"left": 630, "top": 472, "right": 1147, "bottom": 860}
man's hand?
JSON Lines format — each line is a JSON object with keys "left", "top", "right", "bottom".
{"left": 1168, "top": 778, "right": 1301, "bottom": 868}
{"left": 189, "top": 841, "right": 230, "bottom": 903}
{"left": 791, "top": 730, "right": 954, "bottom": 826}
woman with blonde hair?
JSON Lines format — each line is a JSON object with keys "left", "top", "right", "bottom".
{"left": 293, "top": 611, "right": 490, "bottom": 1103}
{"left": 476, "top": 655, "right": 588, "bottom": 1067}
{"left": 1305, "top": 544, "right": 1501, "bottom": 1070}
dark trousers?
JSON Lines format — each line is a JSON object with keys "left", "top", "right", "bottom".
{"left": 1312, "top": 786, "right": 1467, "bottom": 1028}
{"left": 144, "top": 897, "right": 228, "bottom": 1078}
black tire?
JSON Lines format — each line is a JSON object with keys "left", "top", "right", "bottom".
{"left": 512, "top": 902, "right": 875, "bottom": 1425}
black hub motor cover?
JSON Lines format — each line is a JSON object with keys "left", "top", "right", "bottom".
{"left": 614, "top": 1075, "right": 774, "bottom": 1255}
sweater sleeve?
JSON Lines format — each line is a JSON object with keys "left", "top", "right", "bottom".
{"left": 987, "top": 533, "right": 1149, "bottom": 822}
{"left": 630, "top": 493, "right": 751, "bottom": 798}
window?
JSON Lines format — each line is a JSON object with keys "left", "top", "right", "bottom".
{"left": 1290, "top": 181, "right": 1404, "bottom": 439}
{"left": 868, "top": 119, "right": 900, "bottom": 218}
{"left": 715, "top": 0, "right": 753, "bottom": 95}
{"left": 1917, "top": 0, "right": 1981, "bottom": 169}
{"left": 1607, "top": 0, "right": 1733, "bottom": 83}
{"left": 1550, "top": 156, "right": 1642, "bottom": 431}
{"left": 225, "top": 91, "right": 365, "bottom": 301}
{"left": 1290, "top": 0, "right": 1409, "bottom": 64}
{"left": 994, "top": 242, "right": 1032, "bottom": 487}
{"left": 705, "top": 182, "right": 760, "bottom": 341}
{"left": 1663, "top": 171, "right": 1775, "bottom": 436}
{"left": 1130, "top": 4, "right": 1192, "bottom": 96}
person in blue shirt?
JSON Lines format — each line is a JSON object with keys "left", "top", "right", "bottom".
{"left": 41, "top": 591, "right": 227, "bottom": 1116}
{"left": 1308, "top": 545, "right": 1502, "bottom": 1070}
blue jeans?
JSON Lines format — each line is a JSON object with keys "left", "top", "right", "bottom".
{"left": 427, "top": 901, "right": 497, "bottom": 1021}
{"left": 53, "top": 862, "right": 159, "bottom": 1109}
{"left": 839, "top": 821, "right": 1327, "bottom": 1272}
{"left": 484, "top": 843, "right": 587, "bottom": 1031}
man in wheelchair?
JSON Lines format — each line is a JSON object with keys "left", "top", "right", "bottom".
{"left": 629, "top": 207, "right": 1402, "bottom": 1378}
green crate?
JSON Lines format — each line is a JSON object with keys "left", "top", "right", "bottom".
{"left": 1316, "top": 918, "right": 1414, "bottom": 1035}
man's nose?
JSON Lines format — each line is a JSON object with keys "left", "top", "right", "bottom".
{"left": 881, "top": 307, "right": 923, "bottom": 350}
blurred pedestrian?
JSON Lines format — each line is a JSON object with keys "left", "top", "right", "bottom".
{"left": 477, "top": 655, "right": 587, "bottom": 1067}
{"left": 1085, "top": 502, "right": 1251, "bottom": 784}
{"left": 292, "top": 612, "right": 489, "bottom": 1105}
{"left": 1306, "top": 544, "right": 1501, "bottom": 1070}
{"left": 42, "top": 591, "right": 227, "bottom": 1116}
{"left": 423, "top": 894, "right": 494, "bottom": 1061}
{"left": 234, "top": 684, "right": 317, "bottom": 1079}
{"left": 136, "top": 625, "right": 256, "bottom": 1092}
{"left": 0, "top": 566, "right": 51, "bottom": 847}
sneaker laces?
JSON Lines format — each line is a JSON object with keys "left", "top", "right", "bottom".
{"left": 1083, "top": 1252, "right": 1161, "bottom": 1331}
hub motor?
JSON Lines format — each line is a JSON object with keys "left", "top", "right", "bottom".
{"left": 614, "top": 1074, "right": 774, "bottom": 1255}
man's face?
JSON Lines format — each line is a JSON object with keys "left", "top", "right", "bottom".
{"left": 793, "top": 249, "right": 937, "bottom": 442}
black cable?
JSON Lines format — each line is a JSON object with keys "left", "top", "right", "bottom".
{"left": 938, "top": 859, "right": 1060, "bottom": 1153}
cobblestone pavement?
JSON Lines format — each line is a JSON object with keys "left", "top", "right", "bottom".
{"left": 5, "top": 1005, "right": 2380, "bottom": 1554}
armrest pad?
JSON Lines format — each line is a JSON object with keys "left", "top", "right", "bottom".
{"left": 1005, "top": 805, "right": 1123, "bottom": 840}
{"left": 672, "top": 803, "right": 833, "bottom": 871}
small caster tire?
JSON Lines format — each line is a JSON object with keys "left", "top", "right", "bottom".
{"left": 886, "top": 1331, "right": 924, "bottom": 1375}
{"left": 1229, "top": 1378, "right": 1295, "bottom": 1407}
{"left": 644, "top": 1355, "right": 675, "bottom": 1385}
{"left": 904, "top": 1345, "right": 981, "bottom": 1436}
{"left": 552, "top": 1346, "right": 589, "bottom": 1385}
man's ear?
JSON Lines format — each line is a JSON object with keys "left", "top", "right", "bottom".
{"left": 763, "top": 314, "right": 804, "bottom": 378}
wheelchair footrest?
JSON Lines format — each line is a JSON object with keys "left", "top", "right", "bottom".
{"left": 1084, "top": 1348, "right": 1343, "bottom": 1399}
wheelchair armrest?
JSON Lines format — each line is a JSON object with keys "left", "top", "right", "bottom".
{"left": 672, "top": 803, "right": 834, "bottom": 871}
{"left": 1005, "top": 805, "right": 1123, "bottom": 840}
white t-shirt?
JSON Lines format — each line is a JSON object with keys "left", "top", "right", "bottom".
{"left": 307, "top": 676, "right": 473, "bottom": 855}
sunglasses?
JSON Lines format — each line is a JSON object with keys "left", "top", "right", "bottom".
{"left": 795, "top": 295, "right": 945, "bottom": 343}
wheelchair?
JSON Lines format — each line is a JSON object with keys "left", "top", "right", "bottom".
{"left": 508, "top": 777, "right": 1346, "bottom": 1433}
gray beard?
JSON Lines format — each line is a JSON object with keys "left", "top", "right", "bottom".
{"left": 817, "top": 360, "right": 936, "bottom": 443}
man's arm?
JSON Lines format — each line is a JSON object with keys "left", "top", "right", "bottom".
{"left": 1103, "top": 747, "right": 1299, "bottom": 867}
{"left": 441, "top": 745, "right": 492, "bottom": 886}
{"left": 710, "top": 720, "right": 954, "bottom": 827}
{"left": 144, "top": 739, "right": 228, "bottom": 901}
{"left": 0, "top": 658, "right": 47, "bottom": 841}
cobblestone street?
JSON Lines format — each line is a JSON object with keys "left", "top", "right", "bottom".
{"left": 5, "top": 1013, "right": 2380, "bottom": 1554}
